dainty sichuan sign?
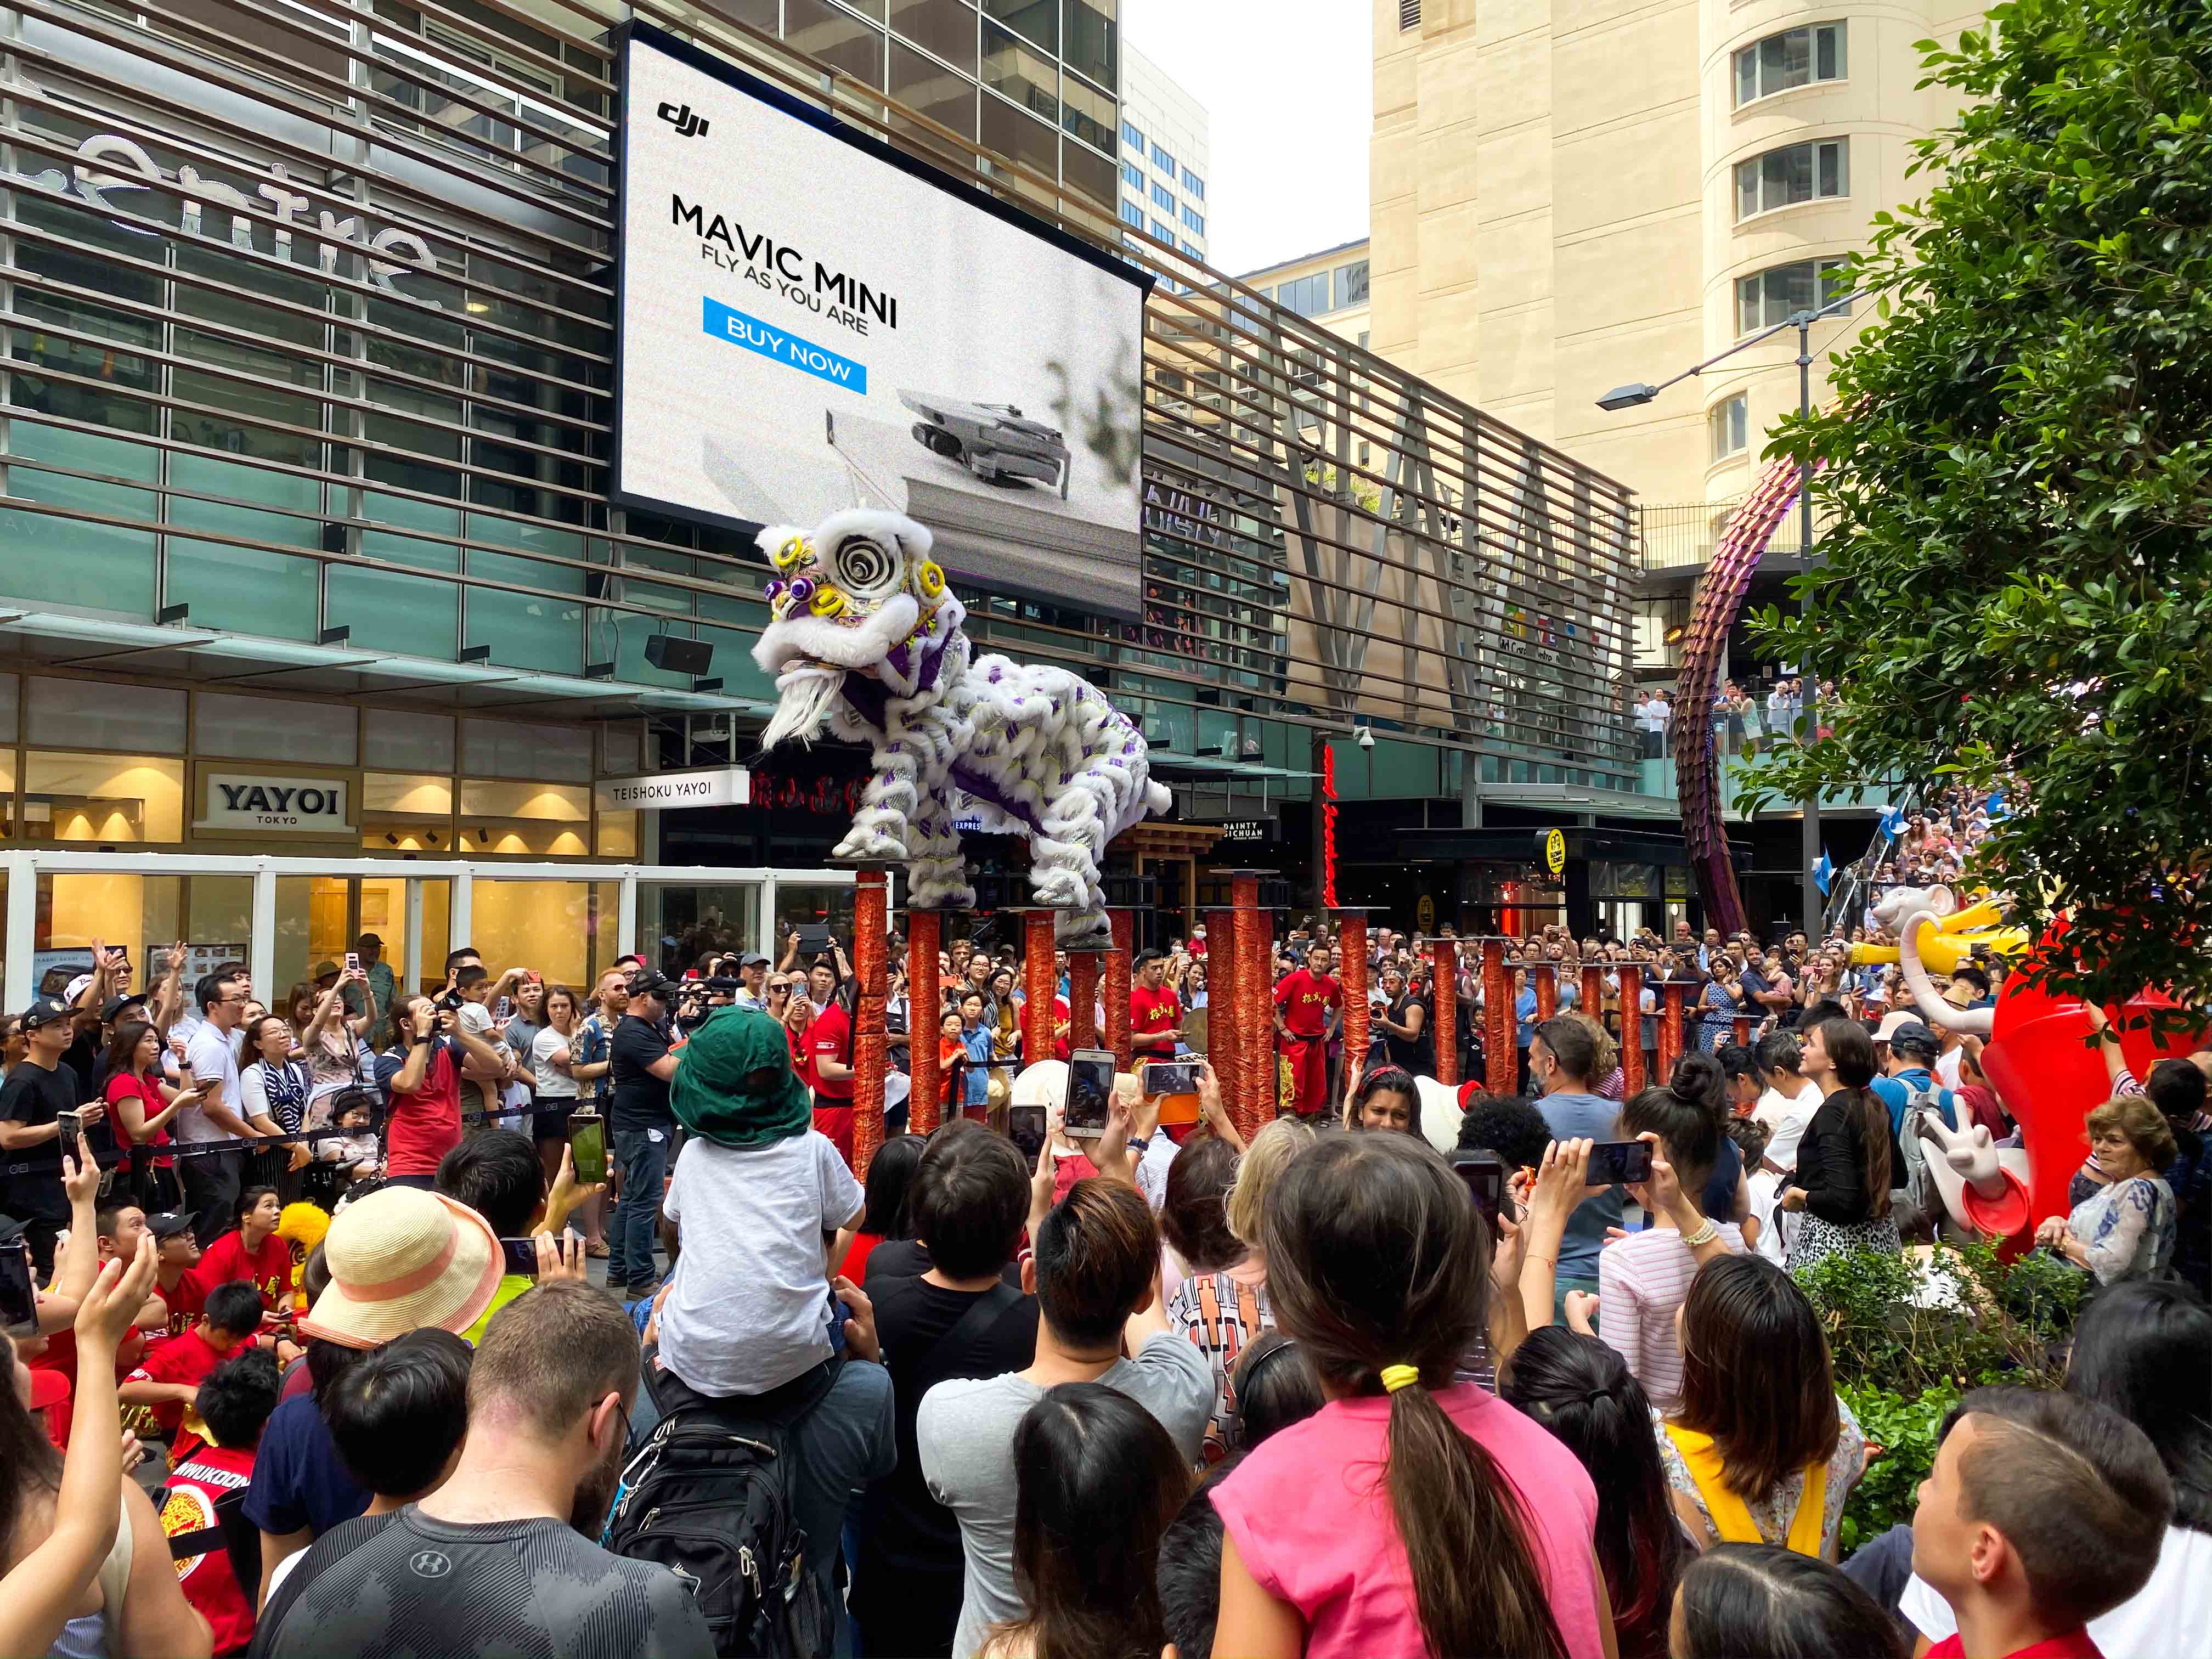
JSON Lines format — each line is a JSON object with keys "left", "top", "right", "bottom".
{"left": 198, "top": 774, "right": 354, "bottom": 833}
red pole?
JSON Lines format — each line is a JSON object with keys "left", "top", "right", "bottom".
{"left": 1433, "top": 936, "right": 1459, "bottom": 1087}
{"left": 1204, "top": 905, "right": 1241, "bottom": 1126}
{"left": 1483, "top": 938, "right": 1512, "bottom": 1096}
{"left": 1734, "top": 1014, "right": 1753, "bottom": 1048}
{"left": 907, "top": 909, "right": 942, "bottom": 1133}
{"left": 1230, "top": 875, "right": 1271, "bottom": 1136}
{"left": 1620, "top": 964, "right": 1645, "bottom": 1096}
{"left": 1534, "top": 962, "right": 1558, "bottom": 1024}
{"left": 1068, "top": 949, "right": 1100, "bottom": 1051}
{"left": 1659, "top": 980, "right": 1685, "bottom": 1079}
{"left": 1105, "top": 909, "right": 1135, "bottom": 1072}
{"left": 853, "top": 870, "right": 888, "bottom": 1177}
{"left": 1022, "top": 910, "right": 1056, "bottom": 1069}
{"left": 1582, "top": 966, "right": 1605, "bottom": 1034}
{"left": 1335, "top": 910, "right": 1369, "bottom": 1085}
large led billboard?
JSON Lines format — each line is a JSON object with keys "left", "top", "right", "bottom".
{"left": 615, "top": 22, "right": 1151, "bottom": 617}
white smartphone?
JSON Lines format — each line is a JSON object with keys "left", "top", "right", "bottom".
{"left": 1064, "top": 1049, "right": 1116, "bottom": 1141}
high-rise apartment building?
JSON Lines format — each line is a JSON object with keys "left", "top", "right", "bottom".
{"left": 1117, "top": 42, "right": 1211, "bottom": 268}
{"left": 1370, "top": 0, "right": 1981, "bottom": 609}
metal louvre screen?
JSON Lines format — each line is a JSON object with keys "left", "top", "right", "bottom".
{"left": 0, "top": 0, "right": 1637, "bottom": 783}
{"left": 614, "top": 22, "right": 1149, "bottom": 618}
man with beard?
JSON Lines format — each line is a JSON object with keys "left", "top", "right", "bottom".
{"left": 249, "top": 1280, "right": 710, "bottom": 1657}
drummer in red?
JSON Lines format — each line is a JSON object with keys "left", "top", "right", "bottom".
{"left": 1274, "top": 940, "right": 1343, "bottom": 1120}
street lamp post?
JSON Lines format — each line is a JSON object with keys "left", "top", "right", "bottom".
{"left": 1598, "top": 290, "right": 1854, "bottom": 936}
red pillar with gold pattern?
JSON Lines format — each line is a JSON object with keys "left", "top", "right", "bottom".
{"left": 1433, "top": 936, "right": 1459, "bottom": 1088}
{"left": 1203, "top": 905, "right": 1241, "bottom": 1131}
{"left": 1620, "top": 964, "right": 1646, "bottom": 1096}
{"left": 851, "top": 869, "right": 888, "bottom": 1177}
{"left": 1659, "top": 980, "right": 1685, "bottom": 1079}
{"left": 1020, "top": 910, "right": 1057, "bottom": 1071}
{"left": 1534, "top": 962, "right": 1558, "bottom": 1025}
{"left": 906, "top": 909, "right": 943, "bottom": 1133}
{"left": 1067, "top": 950, "right": 1101, "bottom": 1051}
{"left": 1105, "top": 909, "right": 1135, "bottom": 1073}
{"left": 1483, "top": 938, "right": 1513, "bottom": 1095}
{"left": 1583, "top": 966, "right": 1605, "bottom": 1038}
{"left": 1229, "top": 874, "right": 1272, "bottom": 1137}
{"left": 1333, "top": 910, "right": 1372, "bottom": 1088}
{"left": 1734, "top": 1014, "right": 1753, "bottom": 1047}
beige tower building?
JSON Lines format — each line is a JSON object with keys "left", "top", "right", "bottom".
{"left": 1370, "top": 0, "right": 1982, "bottom": 586}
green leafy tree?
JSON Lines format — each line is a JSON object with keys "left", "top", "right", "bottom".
{"left": 1742, "top": 0, "right": 2212, "bottom": 1012}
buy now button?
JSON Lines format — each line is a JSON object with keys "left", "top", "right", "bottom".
{"left": 702, "top": 296, "right": 867, "bottom": 393}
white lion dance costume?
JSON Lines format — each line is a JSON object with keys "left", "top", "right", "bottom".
{"left": 752, "top": 509, "right": 1171, "bottom": 938}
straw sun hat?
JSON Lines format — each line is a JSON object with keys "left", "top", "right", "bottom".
{"left": 298, "top": 1185, "right": 503, "bottom": 1349}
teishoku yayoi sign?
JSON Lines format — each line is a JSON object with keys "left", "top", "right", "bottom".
{"left": 612, "top": 21, "right": 1151, "bottom": 618}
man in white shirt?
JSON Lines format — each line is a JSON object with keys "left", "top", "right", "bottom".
{"left": 178, "top": 968, "right": 265, "bottom": 1247}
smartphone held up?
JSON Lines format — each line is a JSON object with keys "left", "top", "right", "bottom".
{"left": 1064, "top": 1050, "right": 1116, "bottom": 1141}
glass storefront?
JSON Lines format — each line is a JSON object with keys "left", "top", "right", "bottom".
{"left": 1, "top": 855, "right": 853, "bottom": 1012}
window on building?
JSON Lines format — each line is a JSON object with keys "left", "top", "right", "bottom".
{"left": 1151, "top": 141, "right": 1175, "bottom": 174}
{"left": 1122, "top": 118, "right": 1143, "bottom": 150}
{"left": 1335, "top": 258, "right": 1369, "bottom": 307}
{"left": 1398, "top": 0, "right": 1419, "bottom": 29}
{"left": 1735, "top": 258, "right": 1852, "bottom": 334}
{"left": 980, "top": 20, "right": 1056, "bottom": 120}
{"left": 1180, "top": 238, "right": 1200, "bottom": 256}
{"left": 1734, "top": 21, "right": 1847, "bottom": 105}
{"left": 1060, "top": 71, "right": 1113, "bottom": 151}
{"left": 1734, "top": 138, "right": 1849, "bottom": 219}
{"left": 1276, "top": 270, "right": 1332, "bottom": 316}
{"left": 1150, "top": 216, "right": 1175, "bottom": 241}
{"left": 1119, "top": 199, "right": 1144, "bottom": 227}
{"left": 1152, "top": 179, "right": 1174, "bottom": 210}
{"left": 1121, "top": 159, "right": 1142, "bottom": 188}
{"left": 1709, "top": 394, "right": 1748, "bottom": 461}
{"left": 1181, "top": 204, "right": 1204, "bottom": 234}
{"left": 1181, "top": 168, "right": 1204, "bottom": 199}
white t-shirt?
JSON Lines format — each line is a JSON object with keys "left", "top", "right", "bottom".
{"left": 657, "top": 1130, "right": 864, "bottom": 1397}
{"left": 1746, "top": 1169, "right": 1793, "bottom": 1265}
{"left": 1936, "top": 1045, "right": 1965, "bottom": 1091}
{"left": 530, "top": 1025, "right": 580, "bottom": 1101}
{"left": 1901, "top": 1523, "right": 2212, "bottom": 1659}
{"left": 180, "top": 1022, "right": 244, "bottom": 1143}
{"left": 1753, "top": 1079, "right": 1822, "bottom": 1173}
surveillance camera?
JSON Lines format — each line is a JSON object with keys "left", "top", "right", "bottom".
{"left": 1354, "top": 726, "right": 1375, "bottom": 751}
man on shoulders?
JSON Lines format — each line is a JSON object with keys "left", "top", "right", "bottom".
{"left": 249, "top": 1281, "right": 713, "bottom": 1658}
{"left": 918, "top": 1155, "right": 1211, "bottom": 1659}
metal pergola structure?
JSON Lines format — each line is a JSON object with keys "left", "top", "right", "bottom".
{"left": 0, "top": 0, "right": 1639, "bottom": 785}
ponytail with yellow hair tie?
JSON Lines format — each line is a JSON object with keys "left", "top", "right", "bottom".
{"left": 1380, "top": 1363, "right": 1421, "bottom": 1394}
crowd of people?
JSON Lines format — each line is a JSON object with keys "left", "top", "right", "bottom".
{"left": 1632, "top": 677, "right": 1838, "bottom": 760}
{"left": 3, "top": 893, "right": 2208, "bottom": 1659}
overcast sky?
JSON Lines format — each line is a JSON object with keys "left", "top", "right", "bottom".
{"left": 1120, "top": 0, "right": 1372, "bottom": 277}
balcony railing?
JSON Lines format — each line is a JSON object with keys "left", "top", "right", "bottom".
{"left": 1636, "top": 499, "right": 1833, "bottom": 573}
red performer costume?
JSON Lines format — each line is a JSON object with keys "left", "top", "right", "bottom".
{"left": 1274, "top": 959, "right": 1342, "bottom": 1119}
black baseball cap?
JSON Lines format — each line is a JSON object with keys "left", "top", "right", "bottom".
{"left": 100, "top": 994, "right": 146, "bottom": 1023}
{"left": 738, "top": 953, "right": 770, "bottom": 969}
{"left": 19, "top": 997, "right": 70, "bottom": 1032}
{"left": 145, "top": 1212, "right": 198, "bottom": 1242}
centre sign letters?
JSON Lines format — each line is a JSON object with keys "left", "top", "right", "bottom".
{"left": 199, "top": 773, "right": 354, "bottom": 833}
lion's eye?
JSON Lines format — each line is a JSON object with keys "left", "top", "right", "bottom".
{"left": 832, "top": 536, "right": 901, "bottom": 599}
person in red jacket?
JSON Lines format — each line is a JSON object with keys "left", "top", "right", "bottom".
{"left": 120, "top": 1279, "right": 263, "bottom": 1464}
{"left": 162, "top": 1347, "right": 280, "bottom": 1655}
{"left": 1273, "top": 941, "right": 1344, "bottom": 1120}
{"left": 1129, "top": 951, "right": 1183, "bottom": 1057}
{"left": 194, "top": 1186, "right": 289, "bottom": 1314}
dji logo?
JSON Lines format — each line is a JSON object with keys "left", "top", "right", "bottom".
{"left": 657, "top": 101, "right": 709, "bottom": 138}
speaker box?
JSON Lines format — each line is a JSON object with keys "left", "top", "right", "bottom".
{"left": 645, "top": 635, "right": 713, "bottom": 676}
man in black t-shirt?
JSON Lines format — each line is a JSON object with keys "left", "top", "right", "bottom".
{"left": 606, "top": 974, "right": 678, "bottom": 1301}
{"left": 0, "top": 998, "right": 106, "bottom": 1274}
{"left": 251, "top": 1280, "right": 712, "bottom": 1659}
{"left": 849, "top": 1121, "right": 1039, "bottom": 1658}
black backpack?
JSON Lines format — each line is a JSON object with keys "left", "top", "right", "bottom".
{"left": 602, "top": 1412, "right": 832, "bottom": 1659}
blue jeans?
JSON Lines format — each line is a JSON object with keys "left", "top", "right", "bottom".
{"left": 610, "top": 1127, "right": 668, "bottom": 1289}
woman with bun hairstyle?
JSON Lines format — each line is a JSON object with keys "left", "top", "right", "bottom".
{"left": 1779, "top": 1017, "right": 1901, "bottom": 1270}
{"left": 1599, "top": 1060, "right": 1745, "bottom": 1412}
{"left": 1211, "top": 1131, "right": 1611, "bottom": 1659}
{"left": 1502, "top": 1327, "right": 1691, "bottom": 1659}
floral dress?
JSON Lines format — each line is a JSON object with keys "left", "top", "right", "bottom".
{"left": 1655, "top": 1396, "right": 1865, "bottom": 1559}
{"left": 2067, "top": 1175, "right": 2175, "bottom": 1285}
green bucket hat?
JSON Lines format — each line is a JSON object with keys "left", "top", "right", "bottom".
{"left": 669, "top": 1006, "right": 813, "bottom": 1150}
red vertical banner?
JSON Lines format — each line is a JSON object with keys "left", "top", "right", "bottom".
{"left": 907, "top": 909, "right": 942, "bottom": 1133}
{"left": 1320, "top": 746, "right": 1339, "bottom": 908}
{"left": 1204, "top": 905, "right": 1241, "bottom": 1129}
{"left": 1483, "top": 938, "right": 1513, "bottom": 1096}
{"left": 1105, "top": 909, "right": 1135, "bottom": 1073}
{"left": 1334, "top": 910, "right": 1369, "bottom": 1086}
{"left": 1659, "top": 980, "right": 1685, "bottom": 1080}
{"left": 1534, "top": 963, "right": 1558, "bottom": 1025}
{"left": 853, "top": 870, "right": 888, "bottom": 1177}
{"left": 1433, "top": 936, "right": 1459, "bottom": 1087}
{"left": 1021, "top": 910, "right": 1056, "bottom": 1069}
{"left": 1620, "top": 964, "right": 1645, "bottom": 1097}
{"left": 1231, "top": 876, "right": 1271, "bottom": 1136}
{"left": 1068, "top": 950, "right": 1100, "bottom": 1051}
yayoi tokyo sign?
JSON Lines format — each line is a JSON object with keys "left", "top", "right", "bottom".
{"left": 198, "top": 773, "right": 355, "bottom": 833}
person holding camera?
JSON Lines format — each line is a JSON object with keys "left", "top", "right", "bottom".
{"left": 606, "top": 974, "right": 680, "bottom": 1303}
{"left": 371, "top": 997, "right": 509, "bottom": 1193}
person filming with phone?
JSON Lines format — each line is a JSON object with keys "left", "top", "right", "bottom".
{"left": 1528, "top": 1016, "right": 1627, "bottom": 1314}
{"left": 373, "top": 996, "right": 507, "bottom": 1194}
{"left": 1, "top": 998, "right": 111, "bottom": 1277}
